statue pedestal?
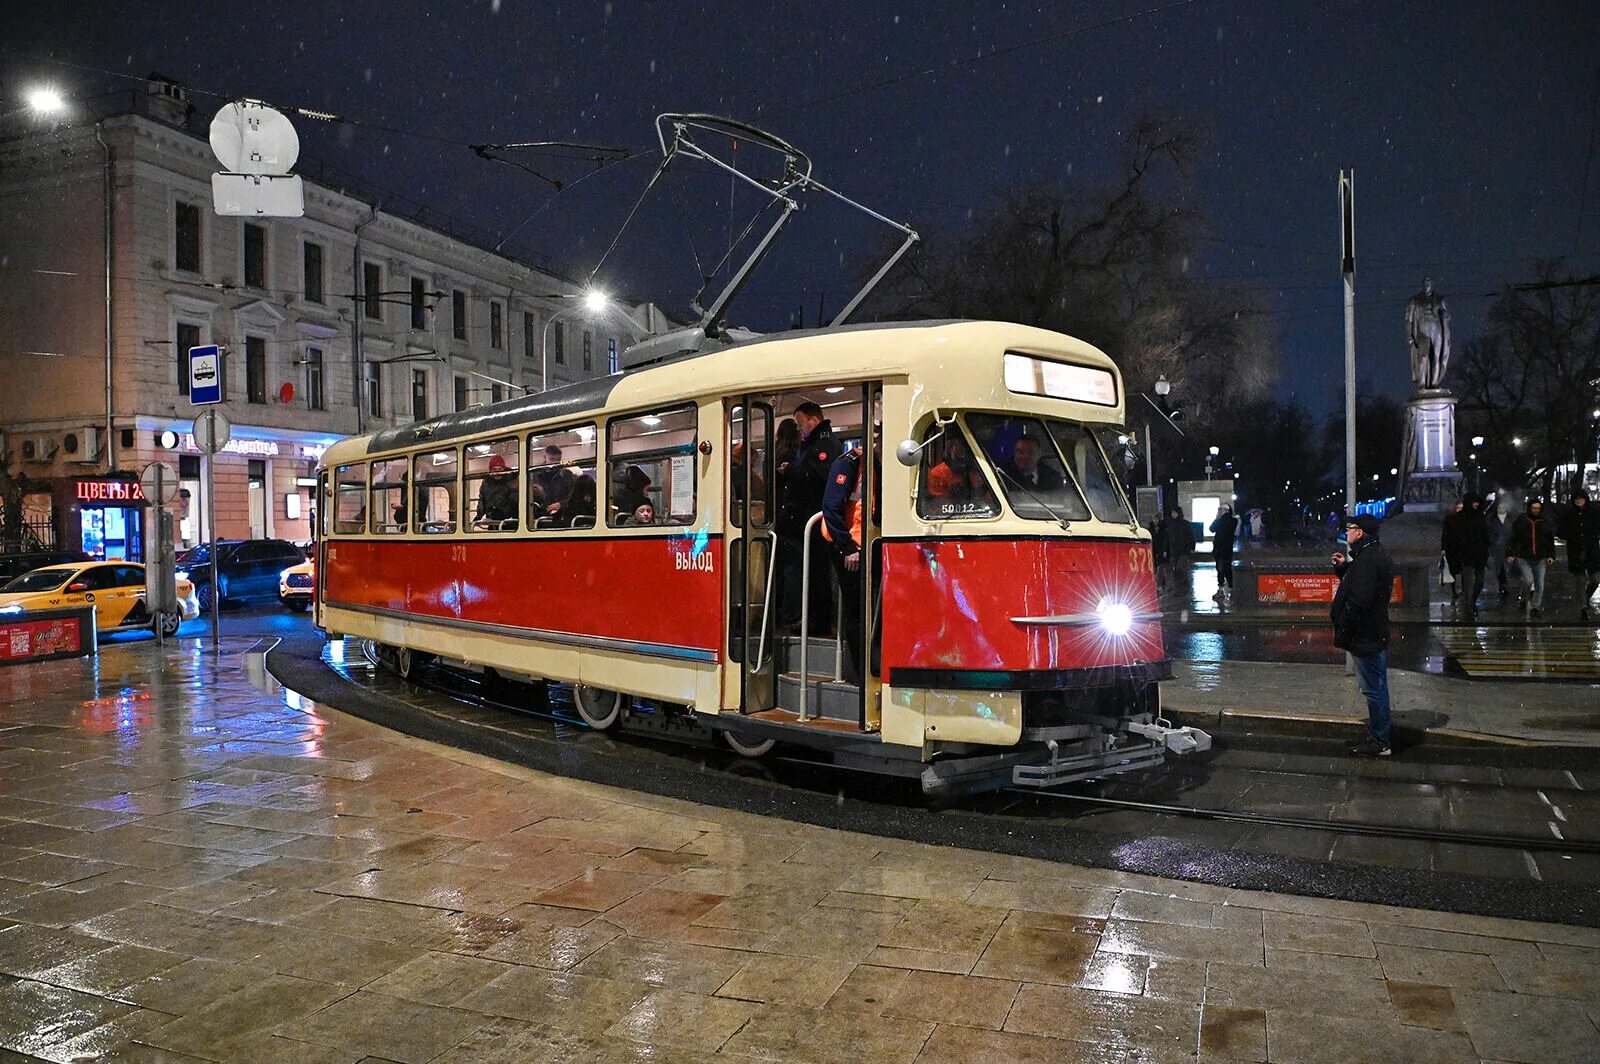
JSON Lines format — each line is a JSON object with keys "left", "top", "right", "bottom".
{"left": 1398, "top": 390, "right": 1462, "bottom": 513}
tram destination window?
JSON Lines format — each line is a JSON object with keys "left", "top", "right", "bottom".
{"left": 334, "top": 465, "right": 367, "bottom": 534}
{"left": 369, "top": 458, "right": 409, "bottom": 534}
{"left": 413, "top": 449, "right": 459, "bottom": 534}
{"left": 916, "top": 423, "right": 999, "bottom": 521}
{"left": 607, "top": 405, "right": 698, "bottom": 527}
{"left": 965, "top": 413, "right": 1091, "bottom": 522}
{"left": 464, "top": 437, "right": 520, "bottom": 532}
{"left": 527, "top": 424, "right": 597, "bottom": 529}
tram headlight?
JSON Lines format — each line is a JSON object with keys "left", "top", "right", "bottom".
{"left": 1096, "top": 598, "right": 1134, "bottom": 636}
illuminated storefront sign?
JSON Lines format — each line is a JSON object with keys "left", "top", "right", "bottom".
{"left": 75, "top": 479, "right": 146, "bottom": 504}
{"left": 178, "top": 435, "right": 331, "bottom": 460}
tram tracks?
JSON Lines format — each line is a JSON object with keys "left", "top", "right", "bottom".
{"left": 347, "top": 641, "right": 1600, "bottom": 861}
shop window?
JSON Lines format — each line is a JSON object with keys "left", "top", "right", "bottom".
{"left": 412, "top": 448, "right": 459, "bottom": 534}
{"left": 527, "top": 424, "right": 597, "bottom": 529}
{"left": 370, "top": 458, "right": 408, "bottom": 534}
{"left": 464, "top": 437, "right": 520, "bottom": 532}
{"left": 607, "top": 406, "right": 697, "bottom": 527}
{"left": 334, "top": 465, "right": 367, "bottom": 533}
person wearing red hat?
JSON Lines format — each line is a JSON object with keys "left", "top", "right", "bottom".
{"left": 474, "top": 453, "right": 519, "bottom": 529}
{"left": 1332, "top": 513, "right": 1394, "bottom": 757}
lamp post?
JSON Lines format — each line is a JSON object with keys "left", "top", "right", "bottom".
{"left": 1470, "top": 436, "right": 1484, "bottom": 494}
{"left": 1206, "top": 445, "right": 1219, "bottom": 479}
{"left": 539, "top": 289, "right": 647, "bottom": 392}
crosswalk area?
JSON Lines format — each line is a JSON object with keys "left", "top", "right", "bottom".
{"left": 1437, "top": 626, "right": 1600, "bottom": 680}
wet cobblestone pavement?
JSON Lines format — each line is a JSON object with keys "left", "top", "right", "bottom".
{"left": 1, "top": 640, "right": 1598, "bottom": 1062}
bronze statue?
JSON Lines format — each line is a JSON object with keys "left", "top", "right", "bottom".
{"left": 1405, "top": 278, "right": 1451, "bottom": 390}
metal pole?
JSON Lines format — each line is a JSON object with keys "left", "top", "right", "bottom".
{"left": 97, "top": 123, "right": 115, "bottom": 474}
{"left": 206, "top": 411, "right": 219, "bottom": 653}
{"left": 1145, "top": 419, "right": 1154, "bottom": 486}
{"left": 1340, "top": 170, "right": 1357, "bottom": 515}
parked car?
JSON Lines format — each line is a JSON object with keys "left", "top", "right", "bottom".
{"left": 177, "top": 539, "right": 306, "bottom": 612}
{"left": 0, "top": 549, "right": 92, "bottom": 584}
{"left": 278, "top": 559, "right": 314, "bottom": 612}
{"left": 0, "top": 561, "right": 199, "bottom": 636}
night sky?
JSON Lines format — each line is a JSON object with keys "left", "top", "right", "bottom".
{"left": 6, "top": 0, "right": 1598, "bottom": 415}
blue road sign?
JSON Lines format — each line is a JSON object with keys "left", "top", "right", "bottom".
{"left": 189, "top": 345, "right": 222, "bottom": 405}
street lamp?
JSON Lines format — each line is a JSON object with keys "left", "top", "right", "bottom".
{"left": 26, "top": 87, "right": 65, "bottom": 116}
{"left": 1471, "top": 436, "right": 1484, "bottom": 448}
{"left": 1205, "top": 445, "right": 1219, "bottom": 479}
{"left": 540, "top": 289, "right": 648, "bottom": 392}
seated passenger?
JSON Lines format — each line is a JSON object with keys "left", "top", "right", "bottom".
{"left": 534, "top": 445, "right": 575, "bottom": 510}
{"left": 621, "top": 502, "right": 655, "bottom": 527}
{"left": 926, "top": 436, "right": 996, "bottom": 510}
{"left": 612, "top": 465, "right": 652, "bottom": 517}
{"left": 474, "top": 455, "right": 518, "bottom": 529}
{"left": 999, "top": 434, "right": 1063, "bottom": 491}
{"left": 553, "top": 477, "right": 597, "bottom": 528}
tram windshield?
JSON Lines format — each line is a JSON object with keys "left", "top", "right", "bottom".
{"left": 964, "top": 413, "right": 1134, "bottom": 524}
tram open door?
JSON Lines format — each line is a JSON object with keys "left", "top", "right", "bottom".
{"left": 727, "top": 398, "right": 778, "bottom": 714}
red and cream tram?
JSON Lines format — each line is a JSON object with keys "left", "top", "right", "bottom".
{"left": 314, "top": 320, "right": 1208, "bottom": 794}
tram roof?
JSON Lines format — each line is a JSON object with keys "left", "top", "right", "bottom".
{"left": 348, "top": 319, "right": 1117, "bottom": 458}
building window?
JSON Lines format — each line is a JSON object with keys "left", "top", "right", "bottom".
{"left": 306, "top": 346, "right": 325, "bottom": 410}
{"left": 303, "top": 242, "right": 324, "bottom": 303}
{"left": 552, "top": 323, "right": 565, "bottom": 365}
{"left": 365, "top": 362, "right": 382, "bottom": 418}
{"left": 176, "top": 321, "right": 201, "bottom": 396}
{"left": 583, "top": 331, "right": 593, "bottom": 372}
{"left": 523, "top": 311, "right": 537, "bottom": 361}
{"left": 363, "top": 262, "right": 382, "bottom": 320}
{"left": 175, "top": 202, "right": 201, "bottom": 274}
{"left": 454, "top": 375, "right": 470, "bottom": 412}
{"left": 243, "top": 223, "right": 266, "bottom": 289}
{"left": 246, "top": 336, "right": 267, "bottom": 404}
{"left": 411, "top": 369, "right": 428, "bottom": 421}
{"left": 452, "top": 290, "right": 467, "bottom": 340}
{"left": 608, "top": 337, "right": 619, "bottom": 374}
{"left": 491, "top": 382, "right": 505, "bottom": 404}
{"left": 411, "top": 277, "right": 427, "bottom": 329}
{"left": 490, "top": 301, "right": 504, "bottom": 349}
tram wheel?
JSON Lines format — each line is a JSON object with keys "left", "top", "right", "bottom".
{"left": 573, "top": 685, "right": 625, "bottom": 730}
{"left": 395, "top": 646, "right": 431, "bottom": 681}
{"left": 720, "top": 728, "right": 776, "bottom": 759}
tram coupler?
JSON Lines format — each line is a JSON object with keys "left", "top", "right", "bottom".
{"left": 1126, "top": 720, "right": 1212, "bottom": 755}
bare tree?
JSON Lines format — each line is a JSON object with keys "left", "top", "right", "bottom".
{"left": 860, "top": 117, "right": 1277, "bottom": 431}
{"left": 1452, "top": 263, "right": 1600, "bottom": 499}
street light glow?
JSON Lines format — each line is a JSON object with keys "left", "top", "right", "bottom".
{"left": 1471, "top": 435, "right": 1484, "bottom": 447}
{"left": 1208, "top": 445, "right": 1219, "bottom": 456}
{"left": 26, "top": 87, "right": 65, "bottom": 114}
{"left": 1154, "top": 374, "right": 1171, "bottom": 397}
{"left": 1512, "top": 437, "right": 1523, "bottom": 447}
{"left": 1389, "top": 467, "right": 1398, "bottom": 475}
{"left": 583, "top": 289, "right": 608, "bottom": 313}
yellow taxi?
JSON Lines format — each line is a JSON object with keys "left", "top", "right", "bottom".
{"left": 0, "top": 561, "right": 199, "bottom": 637}
{"left": 278, "top": 558, "right": 314, "bottom": 612}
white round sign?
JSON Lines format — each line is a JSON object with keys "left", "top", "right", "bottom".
{"left": 209, "top": 101, "right": 300, "bottom": 176}
{"left": 138, "top": 462, "right": 180, "bottom": 505}
{"left": 193, "top": 410, "right": 232, "bottom": 455}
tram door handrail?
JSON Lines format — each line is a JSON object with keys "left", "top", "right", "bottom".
{"left": 799, "top": 513, "right": 822, "bottom": 721}
{"left": 753, "top": 529, "right": 779, "bottom": 668}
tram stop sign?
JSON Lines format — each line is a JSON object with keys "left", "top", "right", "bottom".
{"left": 138, "top": 462, "right": 179, "bottom": 505}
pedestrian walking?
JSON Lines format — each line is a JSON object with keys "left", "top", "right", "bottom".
{"left": 1159, "top": 507, "right": 1196, "bottom": 598}
{"left": 1440, "top": 499, "right": 1465, "bottom": 600}
{"left": 1209, "top": 505, "right": 1238, "bottom": 601}
{"left": 1331, "top": 513, "right": 1394, "bottom": 758}
{"left": 1451, "top": 494, "right": 1491, "bottom": 622}
{"left": 1486, "top": 497, "right": 1513, "bottom": 599}
{"left": 1560, "top": 490, "right": 1600, "bottom": 621}
{"left": 1508, "top": 499, "right": 1556, "bottom": 618}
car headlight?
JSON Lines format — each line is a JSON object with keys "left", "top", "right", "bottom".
{"left": 1096, "top": 597, "right": 1134, "bottom": 636}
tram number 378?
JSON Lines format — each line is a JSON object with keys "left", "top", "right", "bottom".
{"left": 1127, "top": 546, "right": 1153, "bottom": 574}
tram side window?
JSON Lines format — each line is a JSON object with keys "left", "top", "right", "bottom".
{"left": 607, "top": 405, "right": 698, "bottom": 527}
{"left": 916, "top": 424, "right": 999, "bottom": 521}
{"left": 965, "top": 413, "right": 1091, "bottom": 522}
{"left": 527, "top": 423, "right": 598, "bottom": 529}
{"left": 334, "top": 464, "right": 367, "bottom": 534}
{"left": 412, "top": 449, "right": 459, "bottom": 534}
{"left": 370, "top": 458, "right": 409, "bottom": 533}
{"left": 1047, "top": 421, "right": 1136, "bottom": 523}
{"left": 464, "top": 437, "right": 520, "bottom": 533}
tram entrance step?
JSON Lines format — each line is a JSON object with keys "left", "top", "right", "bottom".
{"left": 776, "top": 635, "right": 841, "bottom": 678}
{"left": 776, "top": 671, "right": 861, "bottom": 723}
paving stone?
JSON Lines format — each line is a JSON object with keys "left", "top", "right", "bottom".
{"left": 723, "top": 1002, "right": 934, "bottom": 1063}
{"left": 715, "top": 953, "right": 856, "bottom": 1007}
{"left": 456, "top": 965, "right": 652, "bottom": 1036}
{"left": 1263, "top": 911, "right": 1377, "bottom": 957}
{"left": 282, "top": 990, "right": 491, "bottom": 1062}
{"left": 1264, "top": 1010, "right": 1481, "bottom": 1064}
{"left": 1375, "top": 942, "right": 1510, "bottom": 990}
{"left": 882, "top": 969, "right": 1019, "bottom": 1030}
{"left": 1454, "top": 988, "right": 1600, "bottom": 1064}
{"left": 1004, "top": 982, "right": 1202, "bottom": 1053}
{"left": 603, "top": 988, "right": 757, "bottom": 1051}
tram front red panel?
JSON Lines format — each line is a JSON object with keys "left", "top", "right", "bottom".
{"left": 881, "top": 538, "right": 1162, "bottom": 673}
{"left": 322, "top": 536, "right": 724, "bottom": 654}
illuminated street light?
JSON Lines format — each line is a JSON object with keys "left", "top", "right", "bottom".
{"left": 26, "top": 87, "right": 65, "bottom": 115}
{"left": 1389, "top": 467, "right": 1398, "bottom": 475}
{"left": 1154, "top": 374, "right": 1171, "bottom": 397}
{"left": 1471, "top": 435, "right": 1485, "bottom": 447}
{"left": 1512, "top": 437, "right": 1523, "bottom": 447}
{"left": 1208, "top": 445, "right": 1220, "bottom": 456}
{"left": 583, "top": 289, "right": 608, "bottom": 313}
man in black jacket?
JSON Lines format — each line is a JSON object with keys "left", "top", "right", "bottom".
{"left": 775, "top": 401, "right": 837, "bottom": 628}
{"left": 1448, "top": 494, "right": 1492, "bottom": 622}
{"left": 1332, "top": 513, "right": 1394, "bottom": 757}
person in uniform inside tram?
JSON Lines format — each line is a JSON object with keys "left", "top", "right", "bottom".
{"left": 622, "top": 502, "right": 655, "bottom": 527}
{"left": 822, "top": 424, "right": 882, "bottom": 684}
{"left": 925, "top": 434, "right": 995, "bottom": 512}
{"left": 474, "top": 455, "right": 519, "bottom": 529}
{"left": 776, "top": 401, "right": 837, "bottom": 629}
{"left": 1000, "top": 433, "right": 1063, "bottom": 491}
